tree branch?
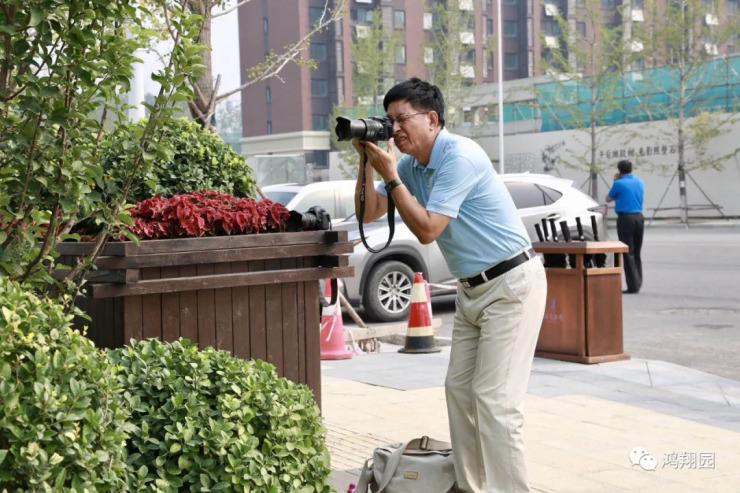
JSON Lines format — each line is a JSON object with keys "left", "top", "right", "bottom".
{"left": 212, "top": 0, "right": 253, "bottom": 19}
{"left": 213, "top": 0, "right": 346, "bottom": 104}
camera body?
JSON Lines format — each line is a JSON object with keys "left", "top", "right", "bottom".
{"left": 286, "top": 206, "right": 331, "bottom": 232}
{"left": 335, "top": 116, "right": 392, "bottom": 142}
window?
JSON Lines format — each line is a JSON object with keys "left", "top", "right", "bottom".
{"left": 336, "top": 42, "right": 343, "bottom": 72}
{"left": 309, "top": 7, "right": 325, "bottom": 26}
{"left": 600, "top": 0, "right": 616, "bottom": 8}
{"left": 504, "top": 0, "right": 516, "bottom": 4}
{"left": 267, "top": 121, "right": 272, "bottom": 135}
{"left": 337, "top": 77, "right": 344, "bottom": 100}
{"left": 394, "top": 10, "right": 405, "bottom": 29}
{"left": 576, "top": 21, "right": 586, "bottom": 37}
{"left": 311, "top": 79, "right": 327, "bottom": 97}
{"left": 263, "top": 17, "right": 268, "bottom": 33}
{"left": 423, "top": 12, "right": 433, "bottom": 30}
{"left": 312, "top": 114, "right": 329, "bottom": 131}
{"left": 487, "top": 51, "right": 494, "bottom": 71}
{"left": 334, "top": 18, "right": 342, "bottom": 36}
{"left": 310, "top": 43, "right": 327, "bottom": 61}
{"left": 504, "top": 52, "right": 518, "bottom": 70}
{"left": 424, "top": 47, "right": 434, "bottom": 64}
{"left": 396, "top": 45, "right": 406, "bottom": 63}
{"left": 463, "top": 49, "right": 475, "bottom": 63}
{"left": 730, "top": 0, "right": 740, "bottom": 14}
{"left": 505, "top": 183, "right": 562, "bottom": 209}
{"left": 486, "top": 17, "right": 494, "bottom": 36}
{"left": 504, "top": 20, "right": 517, "bottom": 37}
{"left": 632, "top": 0, "right": 644, "bottom": 8}
{"left": 265, "top": 86, "right": 271, "bottom": 103}
{"left": 350, "top": 7, "right": 373, "bottom": 23}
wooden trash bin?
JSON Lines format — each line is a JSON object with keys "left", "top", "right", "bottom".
{"left": 533, "top": 241, "right": 630, "bottom": 364}
{"left": 58, "top": 230, "right": 354, "bottom": 406}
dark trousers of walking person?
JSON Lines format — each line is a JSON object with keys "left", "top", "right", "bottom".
{"left": 617, "top": 212, "right": 644, "bottom": 293}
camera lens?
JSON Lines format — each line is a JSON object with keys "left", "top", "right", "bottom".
{"left": 335, "top": 116, "right": 392, "bottom": 142}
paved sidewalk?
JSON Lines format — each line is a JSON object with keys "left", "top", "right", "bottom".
{"left": 322, "top": 340, "right": 740, "bottom": 492}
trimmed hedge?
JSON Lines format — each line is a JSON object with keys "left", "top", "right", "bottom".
{"left": 108, "top": 339, "right": 332, "bottom": 492}
{"left": 0, "top": 277, "right": 131, "bottom": 491}
{"left": 100, "top": 116, "right": 256, "bottom": 204}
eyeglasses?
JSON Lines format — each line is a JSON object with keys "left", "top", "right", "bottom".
{"left": 387, "top": 111, "right": 430, "bottom": 126}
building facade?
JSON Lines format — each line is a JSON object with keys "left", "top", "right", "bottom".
{"left": 238, "top": 0, "right": 739, "bottom": 183}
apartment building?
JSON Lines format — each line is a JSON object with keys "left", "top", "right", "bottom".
{"left": 237, "top": 0, "right": 739, "bottom": 180}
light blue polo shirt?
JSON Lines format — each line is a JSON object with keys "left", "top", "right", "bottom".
{"left": 377, "top": 129, "right": 530, "bottom": 279}
{"left": 607, "top": 174, "right": 644, "bottom": 213}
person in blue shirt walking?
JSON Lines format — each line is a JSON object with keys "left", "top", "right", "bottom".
{"left": 606, "top": 159, "right": 645, "bottom": 294}
{"left": 353, "top": 78, "right": 547, "bottom": 492}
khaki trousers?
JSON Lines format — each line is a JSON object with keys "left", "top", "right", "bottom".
{"left": 446, "top": 256, "right": 547, "bottom": 492}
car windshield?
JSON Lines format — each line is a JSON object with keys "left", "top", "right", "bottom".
{"left": 263, "top": 191, "right": 297, "bottom": 206}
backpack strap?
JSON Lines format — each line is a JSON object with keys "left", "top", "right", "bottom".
{"left": 355, "top": 458, "right": 374, "bottom": 493}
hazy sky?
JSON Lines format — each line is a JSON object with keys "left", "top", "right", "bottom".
{"left": 141, "top": 4, "right": 241, "bottom": 102}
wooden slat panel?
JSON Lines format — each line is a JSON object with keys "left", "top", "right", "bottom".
{"left": 196, "top": 263, "right": 216, "bottom": 349}
{"left": 94, "top": 243, "right": 354, "bottom": 270}
{"left": 112, "top": 297, "right": 124, "bottom": 348}
{"left": 264, "top": 259, "right": 283, "bottom": 375}
{"left": 141, "top": 268, "right": 162, "bottom": 341}
{"left": 249, "top": 260, "right": 267, "bottom": 362}
{"left": 231, "top": 261, "right": 250, "bottom": 359}
{"left": 90, "top": 266, "right": 355, "bottom": 298}
{"left": 296, "top": 259, "right": 307, "bottom": 386}
{"left": 304, "top": 278, "right": 321, "bottom": 407}
{"left": 533, "top": 241, "right": 628, "bottom": 255}
{"left": 214, "top": 263, "right": 234, "bottom": 354}
{"left": 280, "top": 257, "right": 300, "bottom": 383}
{"left": 122, "top": 296, "right": 143, "bottom": 343}
{"left": 55, "top": 230, "right": 349, "bottom": 257}
{"left": 161, "top": 266, "right": 180, "bottom": 343}
{"left": 179, "top": 265, "right": 198, "bottom": 344}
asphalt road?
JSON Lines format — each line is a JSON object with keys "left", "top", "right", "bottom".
{"left": 426, "top": 225, "right": 740, "bottom": 382}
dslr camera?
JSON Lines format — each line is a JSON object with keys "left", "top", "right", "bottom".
{"left": 286, "top": 206, "right": 331, "bottom": 232}
{"left": 335, "top": 116, "right": 392, "bottom": 142}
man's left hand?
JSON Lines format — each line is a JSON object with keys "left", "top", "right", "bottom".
{"left": 361, "top": 139, "right": 397, "bottom": 181}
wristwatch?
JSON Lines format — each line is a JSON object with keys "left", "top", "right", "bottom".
{"left": 384, "top": 178, "right": 403, "bottom": 194}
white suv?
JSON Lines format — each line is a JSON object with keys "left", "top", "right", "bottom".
{"left": 334, "top": 173, "right": 610, "bottom": 323}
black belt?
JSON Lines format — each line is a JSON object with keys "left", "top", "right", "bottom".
{"left": 459, "top": 248, "right": 536, "bottom": 289}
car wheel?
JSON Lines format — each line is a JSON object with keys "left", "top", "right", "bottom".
{"left": 363, "top": 261, "right": 415, "bottom": 323}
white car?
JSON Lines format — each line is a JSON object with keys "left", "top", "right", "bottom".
{"left": 262, "top": 180, "right": 357, "bottom": 225}
{"left": 334, "top": 173, "right": 610, "bottom": 323}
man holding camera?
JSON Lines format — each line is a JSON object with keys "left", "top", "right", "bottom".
{"left": 606, "top": 159, "right": 644, "bottom": 294}
{"left": 351, "top": 78, "right": 547, "bottom": 492}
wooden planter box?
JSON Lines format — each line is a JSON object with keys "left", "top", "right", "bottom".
{"left": 533, "top": 241, "right": 630, "bottom": 364}
{"left": 58, "top": 231, "right": 354, "bottom": 405}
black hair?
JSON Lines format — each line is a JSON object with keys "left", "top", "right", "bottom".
{"left": 617, "top": 159, "right": 633, "bottom": 174}
{"left": 383, "top": 77, "right": 445, "bottom": 128}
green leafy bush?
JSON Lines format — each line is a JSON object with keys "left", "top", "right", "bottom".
{"left": 108, "top": 338, "right": 332, "bottom": 492}
{"left": 100, "top": 116, "right": 256, "bottom": 204}
{"left": 0, "top": 277, "right": 131, "bottom": 491}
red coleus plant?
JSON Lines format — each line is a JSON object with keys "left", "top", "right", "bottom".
{"left": 129, "top": 191, "right": 290, "bottom": 239}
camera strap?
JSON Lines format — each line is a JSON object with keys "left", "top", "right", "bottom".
{"left": 358, "top": 150, "right": 395, "bottom": 254}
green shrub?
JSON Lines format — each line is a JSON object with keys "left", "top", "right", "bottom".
{"left": 0, "top": 277, "right": 131, "bottom": 491}
{"left": 100, "top": 116, "right": 256, "bottom": 204}
{"left": 108, "top": 338, "right": 332, "bottom": 492}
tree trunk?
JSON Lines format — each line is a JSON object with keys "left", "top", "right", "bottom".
{"left": 189, "top": 0, "right": 215, "bottom": 128}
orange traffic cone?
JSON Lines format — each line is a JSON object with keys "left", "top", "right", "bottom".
{"left": 399, "top": 272, "right": 441, "bottom": 354}
{"left": 320, "top": 279, "right": 353, "bottom": 360}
